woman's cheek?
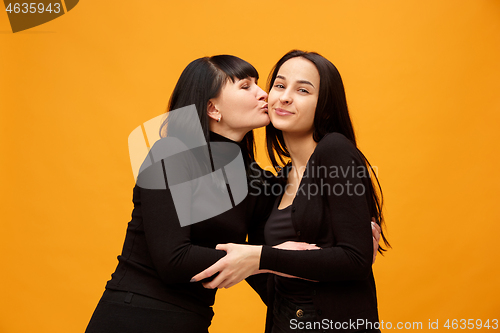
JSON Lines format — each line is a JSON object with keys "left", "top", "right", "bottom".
{"left": 268, "top": 91, "right": 278, "bottom": 105}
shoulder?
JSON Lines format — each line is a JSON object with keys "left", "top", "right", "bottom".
{"left": 137, "top": 137, "right": 196, "bottom": 190}
{"left": 315, "top": 132, "right": 359, "bottom": 160}
{"left": 247, "top": 161, "right": 281, "bottom": 196}
{"left": 310, "top": 132, "right": 367, "bottom": 171}
{"left": 149, "top": 137, "right": 190, "bottom": 159}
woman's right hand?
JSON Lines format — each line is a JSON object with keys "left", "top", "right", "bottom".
{"left": 372, "top": 218, "right": 381, "bottom": 264}
{"left": 258, "top": 242, "right": 320, "bottom": 281}
{"left": 273, "top": 241, "right": 320, "bottom": 251}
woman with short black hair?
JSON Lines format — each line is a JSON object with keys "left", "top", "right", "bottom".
{"left": 85, "top": 55, "right": 276, "bottom": 333}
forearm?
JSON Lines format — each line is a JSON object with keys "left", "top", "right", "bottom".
{"left": 141, "top": 187, "right": 228, "bottom": 284}
{"left": 258, "top": 134, "right": 374, "bottom": 281}
{"left": 159, "top": 245, "right": 228, "bottom": 284}
{"left": 259, "top": 245, "right": 372, "bottom": 281}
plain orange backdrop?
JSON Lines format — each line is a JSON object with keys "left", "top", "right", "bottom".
{"left": 1, "top": 1, "right": 499, "bottom": 332}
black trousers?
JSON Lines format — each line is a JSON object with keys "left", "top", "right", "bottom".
{"left": 271, "top": 292, "right": 321, "bottom": 333}
{"left": 85, "top": 290, "right": 212, "bottom": 333}
{"left": 271, "top": 292, "right": 379, "bottom": 333}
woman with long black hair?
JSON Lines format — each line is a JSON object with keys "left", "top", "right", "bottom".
{"left": 192, "top": 50, "right": 390, "bottom": 333}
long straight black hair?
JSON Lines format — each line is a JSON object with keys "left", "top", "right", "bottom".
{"left": 159, "top": 55, "right": 260, "bottom": 166}
{"left": 266, "top": 50, "right": 390, "bottom": 253}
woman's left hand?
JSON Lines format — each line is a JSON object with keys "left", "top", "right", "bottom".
{"left": 371, "top": 218, "right": 381, "bottom": 264}
{"left": 190, "top": 243, "right": 262, "bottom": 289}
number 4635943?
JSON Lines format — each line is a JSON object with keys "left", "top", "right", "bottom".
{"left": 444, "top": 319, "right": 498, "bottom": 329}
{"left": 5, "top": 3, "right": 62, "bottom": 14}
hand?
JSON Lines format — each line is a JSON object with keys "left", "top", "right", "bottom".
{"left": 371, "top": 218, "right": 381, "bottom": 264}
{"left": 190, "top": 243, "right": 262, "bottom": 289}
{"left": 258, "top": 241, "right": 320, "bottom": 281}
{"left": 273, "top": 241, "right": 321, "bottom": 251}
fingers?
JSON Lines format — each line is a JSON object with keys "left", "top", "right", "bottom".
{"left": 371, "top": 219, "right": 381, "bottom": 264}
{"left": 372, "top": 236, "right": 378, "bottom": 264}
{"left": 274, "top": 241, "right": 321, "bottom": 251}
{"left": 191, "top": 243, "right": 233, "bottom": 282}
{"left": 372, "top": 234, "right": 379, "bottom": 264}
{"left": 290, "top": 242, "right": 310, "bottom": 250}
{"left": 301, "top": 243, "right": 320, "bottom": 250}
{"left": 223, "top": 281, "right": 238, "bottom": 289}
{"left": 190, "top": 260, "right": 225, "bottom": 283}
{"left": 215, "top": 243, "right": 230, "bottom": 252}
{"left": 201, "top": 271, "right": 236, "bottom": 289}
{"left": 371, "top": 221, "right": 381, "bottom": 243}
{"left": 201, "top": 271, "right": 226, "bottom": 289}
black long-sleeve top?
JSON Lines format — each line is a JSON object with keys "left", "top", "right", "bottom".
{"left": 105, "top": 132, "right": 275, "bottom": 320}
{"left": 259, "top": 132, "right": 380, "bottom": 332}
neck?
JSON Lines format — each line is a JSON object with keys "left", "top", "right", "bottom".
{"left": 210, "top": 121, "right": 248, "bottom": 142}
{"left": 282, "top": 131, "right": 317, "bottom": 174}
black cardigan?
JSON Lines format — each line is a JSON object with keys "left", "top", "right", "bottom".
{"left": 105, "top": 132, "right": 276, "bottom": 320}
{"left": 258, "top": 132, "right": 380, "bottom": 332}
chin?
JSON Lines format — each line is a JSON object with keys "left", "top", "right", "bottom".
{"left": 261, "top": 118, "right": 271, "bottom": 126}
{"left": 256, "top": 115, "right": 271, "bottom": 127}
{"left": 269, "top": 118, "right": 291, "bottom": 131}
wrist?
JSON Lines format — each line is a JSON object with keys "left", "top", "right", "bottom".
{"left": 253, "top": 245, "right": 262, "bottom": 267}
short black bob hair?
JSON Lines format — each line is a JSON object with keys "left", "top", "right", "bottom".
{"left": 159, "top": 55, "right": 259, "bottom": 163}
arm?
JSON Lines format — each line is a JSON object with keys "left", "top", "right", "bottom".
{"left": 140, "top": 188, "right": 226, "bottom": 284}
{"left": 259, "top": 133, "right": 374, "bottom": 281}
{"left": 191, "top": 221, "right": 380, "bottom": 289}
{"left": 191, "top": 242, "right": 320, "bottom": 289}
{"left": 244, "top": 174, "right": 275, "bottom": 303}
{"left": 192, "top": 134, "right": 379, "bottom": 287}
{"left": 137, "top": 140, "right": 226, "bottom": 284}
{"left": 216, "top": 169, "right": 320, "bottom": 289}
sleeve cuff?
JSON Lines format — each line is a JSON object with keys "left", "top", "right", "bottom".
{"left": 259, "top": 245, "right": 279, "bottom": 270}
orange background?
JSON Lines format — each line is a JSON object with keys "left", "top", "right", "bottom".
{"left": 1, "top": 1, "right": 499, "bottom": 332}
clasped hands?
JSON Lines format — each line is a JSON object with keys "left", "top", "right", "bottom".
{"left": 190, "top": 219, "right": 382, "bottom": 289}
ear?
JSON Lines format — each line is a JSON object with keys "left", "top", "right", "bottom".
{"left": 207, "top": 100, "right": 220, "bottom": 122}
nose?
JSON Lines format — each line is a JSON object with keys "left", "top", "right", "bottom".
{"left": 257, "top": 86, "right": 268, "bottom": 101}
{"left": 279, "top": 89, "right": 292, "bottom": 105}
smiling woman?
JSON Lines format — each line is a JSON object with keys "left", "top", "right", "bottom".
{"left": 267, "top": 57, "right": 321, "bottom": 209}
{"left": 191, "top": 50, "right": 389, "bottom": 333}
{"left": 268, "top": 57, "right": 319, "bottom": 138}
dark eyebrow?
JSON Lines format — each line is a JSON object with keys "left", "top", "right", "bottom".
{"left": 276, "top": 75, "right": 315, "bottom": 88}
{"left": 297, "top": 80, "right": 315, "bottom": 88}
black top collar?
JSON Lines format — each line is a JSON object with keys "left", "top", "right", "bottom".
{"left": 209, "top": 131, "right": 238, "bottom": 143}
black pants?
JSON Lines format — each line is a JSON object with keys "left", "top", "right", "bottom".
{"left": 271, "top": 292, "right": 321, "bottom": 333}
{"left": 85, "top": 290, "right": 212, "bottom": 333}
{"left": 271, "top": 292, "right": 379, "bottom": 333}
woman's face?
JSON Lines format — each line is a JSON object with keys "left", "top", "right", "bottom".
{"left": 211, "top": 77, "right": 269, "bottom": 136}
{"left": 268, "top": 57, "right": 320, "bottom": 136}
